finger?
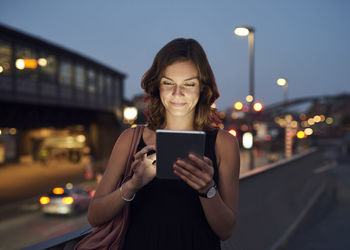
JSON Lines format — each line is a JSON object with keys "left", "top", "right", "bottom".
{"left": 133, "top": 145, "right": 156, "bottom": 160}
{"left": 131, "top": 159, "right": 141, "bottom": 172}
{"left": 148, "top": 153, "right": 156, "bottom": 162}
{"left": 188, "top": 154, "right": 212, "bottom": 171}
{"left": 175, "top": 159, "right": 204, "bottom": 179}
{"left": 203, "top": 156, "right": 213, "bottom": 166}
{"left": 173, "top": 162, "right": 206, "bottom": 187}
{"left": 174, "top": 167, "right": 203, "bottom": 191}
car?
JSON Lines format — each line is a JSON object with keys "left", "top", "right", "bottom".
{"left": 39, "top": 184, "right": 93, "bottom": 215}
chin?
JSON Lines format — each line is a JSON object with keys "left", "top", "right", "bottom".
{"left": 168, "top": 109, "right": 194, "bottom": 117}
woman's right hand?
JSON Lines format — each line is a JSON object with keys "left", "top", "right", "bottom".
{"left": 129, "top": 145, "right": 157, "bottom": 190}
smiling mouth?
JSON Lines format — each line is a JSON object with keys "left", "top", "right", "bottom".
{"left": 170, "top": 102, "right": 186, "bottom": 107}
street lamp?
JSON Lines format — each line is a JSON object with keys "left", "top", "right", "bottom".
{"left": 123, "top": 106, "right": 138, "bottom": 125}
{"left": 234, "top": 25, "right": 255, "bottom": 170}
{"left": 276, "top": 77, "right": 288, "bottom": 104}
{"left": 234, "top": 26, "right": 255, "bottom": 104}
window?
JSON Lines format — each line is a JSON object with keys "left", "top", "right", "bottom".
{"left": 0, "top": 39, "right": 12, "bottom": 77}
{"left": 87, "top": 69, "right": 96, "bottom": 93}
{"left": 39, "top": 52, "right": 57, "bottom": 83}
{"left": 59, "top": 59, "right": 72, "bottom": 85}
{"left": 97, "top": 73, "right": 104, "bottom": 95}
{"left": 105, "top": 75, "right": 112, "bottom": 97}
{"left": 15, "top": 44, "right": 38, "bottom": 81}
{"left": 75, "top": 64, "right": 85, "bottom": 89}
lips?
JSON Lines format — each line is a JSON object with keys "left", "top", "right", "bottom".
{"left": 170, "top": 102, "right": 186, "bottom": 107}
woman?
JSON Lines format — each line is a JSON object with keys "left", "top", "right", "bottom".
{"left": 87, "top": 38, "right": 240, "bottom": 250}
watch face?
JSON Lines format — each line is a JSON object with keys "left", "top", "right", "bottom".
{"left": 207, "top": 186, "right": 216, "bottom": 198}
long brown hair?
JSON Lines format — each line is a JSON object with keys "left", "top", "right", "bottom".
{"left": 141, "top": 38, "right": 221, "bottom": 131}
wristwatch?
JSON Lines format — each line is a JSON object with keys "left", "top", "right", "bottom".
{"left": 198, "top": 184, "right": 217, "bottom": 199}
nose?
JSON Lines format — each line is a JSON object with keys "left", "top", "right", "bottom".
{"left": 172, "top": 85, "right": 184, "bottom": 96}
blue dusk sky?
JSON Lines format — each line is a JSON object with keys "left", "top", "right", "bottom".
{"left": 1, "top": 0, "right": 349, "bottom": 111}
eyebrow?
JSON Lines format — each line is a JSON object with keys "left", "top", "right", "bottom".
{"left": 162, "top": 76, "right": 199, "bottom": 81}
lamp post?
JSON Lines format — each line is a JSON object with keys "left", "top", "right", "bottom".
{"left": 276, "top": 77, "right": 288, "bottom": 104}
{"left": 234, "top": 26, "right": 255, "bottom": 170}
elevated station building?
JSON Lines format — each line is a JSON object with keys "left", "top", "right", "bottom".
{"left": 0, "top": 24, "right": 126, "bottom": 165}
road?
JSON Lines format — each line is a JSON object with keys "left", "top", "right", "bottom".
{"left": 0, "top": 205, "right": 89, "bottom": 250}
{"left": 0, "top": 156, "right": 95, "bottom": 249}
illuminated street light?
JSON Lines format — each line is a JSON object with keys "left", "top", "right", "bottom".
{"left": 246, "top": 95, "right": 254, "bottom": 103}
{"left": 123, "top": 106, "right": 138, "bottom": 124}
{"left": 234, "top": 26, "right": 255, "bottom": 103}
{"left": 234, "top": 27, "right": 250, "bottom": 36}
{"left": 234, "top": 101, "right": 243, "bottom": 110}
{"left": 277, "top": 78, "right": 287, "bottom": 86}
{"left": 253, "top": 102, "right": 263, "bottom": 112}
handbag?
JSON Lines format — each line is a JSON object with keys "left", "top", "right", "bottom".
{"left": 75, "top": 125, "right": 145, "bottom": 250}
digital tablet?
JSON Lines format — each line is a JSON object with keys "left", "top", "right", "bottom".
{"left": 156, "top": 129, "right": 206, "bottom": 180}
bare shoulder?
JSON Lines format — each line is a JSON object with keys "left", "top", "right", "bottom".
{"left": 216, "top": 129, "right": 239, "bottom": 149}
{"left": 116, "top": 127, "right": 134, "bottom": 146}
{"left": 215, "top": 129, "right": 240, "bottom": 166}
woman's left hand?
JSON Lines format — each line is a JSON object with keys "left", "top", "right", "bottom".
{"left": 173, "top": 153, "right": 215, "bottom": 194}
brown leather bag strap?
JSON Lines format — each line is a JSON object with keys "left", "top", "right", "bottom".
{"left": 121, "top": 125, "right": 145, "bottom": 185}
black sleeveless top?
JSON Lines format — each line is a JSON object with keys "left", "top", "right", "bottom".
{"left": 123, "top": 129, "right": 221, "bottom": 250}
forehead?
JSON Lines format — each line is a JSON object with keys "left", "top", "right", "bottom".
{"left": 162, "top": 60, "right": 198, "bottom": 79}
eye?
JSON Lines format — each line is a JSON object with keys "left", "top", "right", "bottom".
{"left": 162, "top": 81, "right": 174, "bottom": 86}
{"left": 184, "top": 82, "right": 196, "bottom": 87}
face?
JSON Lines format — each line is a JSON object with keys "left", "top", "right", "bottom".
{"left": 159, "top": 60, "right": 200, "bottom": 118}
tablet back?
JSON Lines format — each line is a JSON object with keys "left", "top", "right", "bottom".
{"left": 156, "top": 129, "right": 206, "bottom": 180}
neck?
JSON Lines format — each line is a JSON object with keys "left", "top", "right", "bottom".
{"left": 163, "top": 113, "right": 195, "bottom": 131}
